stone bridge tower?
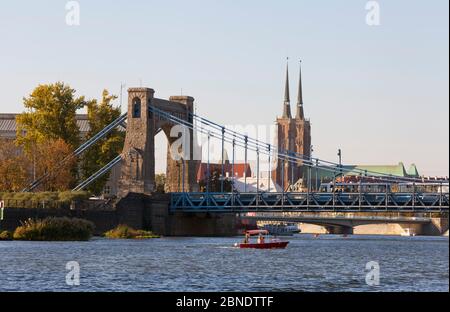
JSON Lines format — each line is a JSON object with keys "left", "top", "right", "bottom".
{"left": 118, "top": 88, "right": 199, "bottom": 197}
{"left": 118, "top": 88, "right": 156, "bottom": 196}
{"left": 273, "top": 61, "right": 311, "bottom": 190}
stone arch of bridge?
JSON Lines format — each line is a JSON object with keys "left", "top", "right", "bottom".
{"left": 118, "top": 88, "right": 200, "bottom": 196}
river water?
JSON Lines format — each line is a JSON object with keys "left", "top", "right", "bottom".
{"left": 0, "top": 235, "right": 448, "bottom": 292}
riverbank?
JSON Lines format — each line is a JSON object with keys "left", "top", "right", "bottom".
{"left": 0, "top": 219, "right": 162, "bottom": 241}
{"left": 12, "top": 217, "right": 94, "bottom": 241}
{"left": 104, "top": 225, "right": 160, "bottom": 239}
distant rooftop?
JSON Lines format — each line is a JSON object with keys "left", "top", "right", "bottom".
{"left": 312, "top": 162, "right": 420, "bottom": 180}
{"left": 0, "top": 113, "right": 91, "bottom": 139}
{"left": 342, "top": 162, "right": 417, "bottom": 177}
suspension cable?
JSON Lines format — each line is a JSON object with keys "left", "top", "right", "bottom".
{"left": 151, "top": 106, "right": 441, "bottom": 184}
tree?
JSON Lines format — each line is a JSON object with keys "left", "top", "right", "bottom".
{"left": 34, "top": 139, "right": 77, "bottom": 191}
{"left": 199, "top": 170, "right": 233, "bottom": 192}
{"left": 15, "top": 82, "right": 88, "bottom": 190}
{"left": 16, "top": 82, "right": 87, "bottom": 152}
{"left": 80, "top": 90, "right": 124, "bottom": 195}
{"left": 0, "top": 139, "right": 28, "bottom": 192}
{"left": 0, "top": 138, "right": 74, "bottom": 192}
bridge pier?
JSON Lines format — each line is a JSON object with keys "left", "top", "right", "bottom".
{"left": 324, "top": 225, "right": 353, "bottom": 235}
{"left": 166, "top": 212, "right": 236, "bottom": 236}
{"left": 423, "top": 216, "right": 449, "bottom": 236}
{"left": 246, "top": 211, "right": 449, "bottom": 236}
{"left": 115, "top": 193, "right": 236, "bottom": 236}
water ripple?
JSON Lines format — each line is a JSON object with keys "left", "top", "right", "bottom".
{"left": 0, "top": 235, "right": 448, "bottom": 292}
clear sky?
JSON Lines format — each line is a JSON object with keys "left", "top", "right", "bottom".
{"left": 0, "top": 0, "right": 448, "bottom": 176}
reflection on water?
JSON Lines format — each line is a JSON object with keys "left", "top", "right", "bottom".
{"left": 0, "top": 235, "right": 448, "bottom": 292}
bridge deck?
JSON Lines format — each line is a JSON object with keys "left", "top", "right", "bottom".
{"left": 241, "top": 214, "right": 432, "bottom": 224}
{"left": 170, "top": 192, "right": 450, "bottom": 213}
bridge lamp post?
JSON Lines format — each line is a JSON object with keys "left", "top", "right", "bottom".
{"left": 290, "top": 152, "right": 294, "bottom": 191}
{"left": 281, "top": 155, "right": 285, "bottom": 206}
{"left": 176, "top": 162, "right": 181, "bottom": 193}
{"left": 182, "top": 126, "right": 187, "bottom": 193}
{"left": 332, "top": 167, "right": 336, "bottom": 208}
{"left": 207, "top": 132, "right": 211, "bottom": 195}
{"left": 267, "top": 144, "right": 271, "bottom": 193}
{"left": 244, "top": 136, "right": 248, "bottom": 193}
{"left": 221, "top": 127, "right": 225, "bottom": 193}
{"left": 338, "top": 148, "right": 342, "bottom": 166}
{"left": 232, "top": 137, "right": 235, "bottom": 193}
{"left": 256, "top": 148, "right": 260, "bottom": 195}
{"left": 337, "top": 148, "right": 343, "bottom": 181}
{"left": 309, "top": 145, "right": 314, "bottom": 193}
{"left": 182, "top": 160, "right": 185, "bottom": 193}
{"left": 315, "top": 159, "right": 319, "bottom": 192}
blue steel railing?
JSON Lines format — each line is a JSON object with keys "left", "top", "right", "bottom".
{"left": 170, "top": 192, "right": 450, "bottom": 213}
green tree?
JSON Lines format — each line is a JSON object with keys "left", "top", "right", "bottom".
{"left": 16, "top": 82, "right": 87, "bottom": 152}
{"left": 80, "top": 90, "right": 124, "bottom": 195}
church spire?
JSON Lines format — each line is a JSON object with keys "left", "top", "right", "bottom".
{"left": 296, "top": 60, "right": 304, "bottom": 120}
{"left": 282, "top": 58, "right": 291, "bottom": 118}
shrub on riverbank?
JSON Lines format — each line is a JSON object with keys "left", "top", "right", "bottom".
{"left": 104, "top": 225, "right": 160, "bottom": 239}
{"left": 13, "top": 217, "right": 94, "bottom": 241}
{"left": 0, "top": 230, "right": 13, "bottom": 241}
{"left": 0, "top": 191, "right": 91, "bottom": 208}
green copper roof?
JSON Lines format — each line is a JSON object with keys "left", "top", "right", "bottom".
{"left": 407, "top": 164, "right": 420, "bottom": 177}
{"left": 342, "top": 163, "right": 407, "bottom": 177}
{"left": 310, "top": 162, "right": 420, "bottom": 179}
{"left": 307, "top": 162, "right": 420, "bottom": 182}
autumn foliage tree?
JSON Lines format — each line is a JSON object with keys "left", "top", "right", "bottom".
{"left": 11, "top": 83, "right": 121, "bottom": 193}
{"left": 15, "top": 82, "right": 88, "bottom": 191}
{"left": 33, "top": 138, "right": 77, "bottom": 191}
{"left": 0, "top": 138, "right": 78, "bottom": 192}
{"left": 0, "top": 139, "right": 28, "bottom": 192}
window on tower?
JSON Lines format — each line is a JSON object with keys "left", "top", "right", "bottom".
{"left": 132, "top": 97, "right": 141, "bottom": 118}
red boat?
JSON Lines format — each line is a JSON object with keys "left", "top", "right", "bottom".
{"left": 234, "top": 230, "right": 289, "bottom": 249}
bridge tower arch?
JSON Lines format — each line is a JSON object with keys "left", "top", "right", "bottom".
{"left": 118, "top": 88, "right": 199, "bottom": 197}
{"left": 163, "top": 96, "right": 199, "bottom": 193}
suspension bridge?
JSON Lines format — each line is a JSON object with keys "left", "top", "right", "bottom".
{"left": 15, "top": 86, "right": 448, "bottom": 236}
{"left": 22, "top": 88, "right": 449, "bottom": 214}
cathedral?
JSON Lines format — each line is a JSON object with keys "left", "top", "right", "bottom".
{"left": 272, "top": 61, "right": 312, "bottom": 190}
